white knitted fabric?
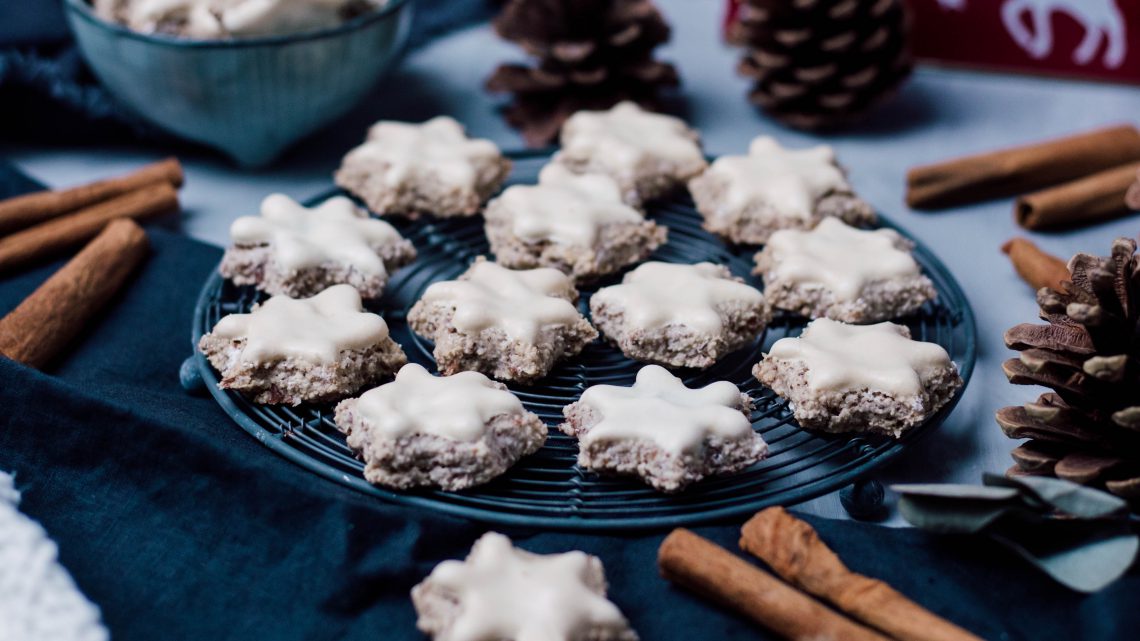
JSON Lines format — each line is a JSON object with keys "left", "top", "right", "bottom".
{"left": 0, "top": 472, "right": 109, "bottom": 641}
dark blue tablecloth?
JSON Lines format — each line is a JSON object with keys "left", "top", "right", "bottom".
{"left": 0, "top": 162, "right": 1135, "bottom": 641}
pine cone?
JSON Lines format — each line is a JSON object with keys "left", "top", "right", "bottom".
{"left": 486, "top": 0, "right": 679, "bottom": 146}
{"left": 996, "top": 238, "right": 1140, "bottom": 502}
{"left": 730, "top": 0, "right": 912, "bottom": 130}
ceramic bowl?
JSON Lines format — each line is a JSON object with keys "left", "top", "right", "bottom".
{"left": 64, "top": 0, "right": 413, "bottom": 167}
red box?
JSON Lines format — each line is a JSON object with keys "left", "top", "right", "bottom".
{"left": 724, "top": 0, "right": 1140, "bottom": 85}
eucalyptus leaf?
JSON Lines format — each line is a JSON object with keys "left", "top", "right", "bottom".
{"left": 897, "top": 494, "right": 1022, "bottom": 534}
{"left": 985, "top": 473, "right": 1128, "bottom": 519}
{"left": 991, "top": 525, "right": 1138, "bottom": 593}
{"left": 893, "top": 483, "right": 1021, "bottom": 501}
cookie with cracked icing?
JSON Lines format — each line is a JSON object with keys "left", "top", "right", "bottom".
{"left": 335, "top": 116, "right": 511, "bottom": 218}
{"left": 335, "top": 363, "right": 546, "bottom": 491}
{"left": 690, "top": 136, "right": 876, "bottom": 245}
{"left": 198, "top": 285, "right": 406, "bottom": 405}
{"left": 219, "top": 193, "right": 416, "bottom": 299}
{"left": 590, "top": 261, "right": 769, "bottom": 369}
{"left": 407, "top": 258, "right": 598, "bottom": 383}
{"left": 554, "top": 101, "right": 707, "bottom": 207}
{"left": 753, "top": 218, "right": 937, "bottom": 323}
{"left": 412, "top": 532, "right": 638, "bottom": 641}
{"left": 560, "top": 365, "right": 768, "bottom": 492}
{"left": 484, "top": 164, "right": 667, "bottom": 281}
{"left": 753, "top": 319, "right": 963, "bottom": 438}
{"left": 93, "top": 0, "right": 383, "bottom": 38}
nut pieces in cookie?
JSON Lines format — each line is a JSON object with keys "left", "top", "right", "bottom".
{"left": 335, "top": 364, "right": 546, "bottom": 491}
{"left": 561, "top": 365, "right": 768, "bottom": 492}
{"left": 198, "top": 285, "right": 406, "bottom": 405}
{"left": 220, "top": 193, "right": 416, "bottom": 299}
{"left": 412, "top": 532, "right": 637, "bottom": 641}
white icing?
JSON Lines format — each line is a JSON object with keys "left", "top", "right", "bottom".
{"left": 210, "top": 285, "right": 389, "bottom": 363}
{"left": 425, "top": 532, "right": 629, "bottom": 641}
{"left": 343, "top": 116, "right": 500, "bottom": 191}
{"left": 763, "top": 218, "right": 921, "bottom": 301}
{"left": 767, "top": 318, "right": 953, "bottom": 396}
{"left": 491, "top": 164, "right": 644, "bottom": 246}
{"left": 352, "top": 364, "right": 524, "bottom": 442}
{"left": 419, "top": 260, "right": 585, "bottom": 343}
{"left": 560, "top": 101, "right": 704, "bottom": 172}
{"left": 230, "top": 193, "right": 405, "bottom": 276}
{"left": 591, "top": 262, "right": 764, "bottom": 333}
{"left": 706, "top": 136, "right": 849, "bottom": 219}
{"left": 110, "top": 0, "right": 381, "bottom": 38}
{"left": 577, "top": 365, "right": 754, "bottom": 455}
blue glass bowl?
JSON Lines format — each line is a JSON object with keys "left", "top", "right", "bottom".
{"left": 64, "top": 0, "right": 413, "bottom": 167}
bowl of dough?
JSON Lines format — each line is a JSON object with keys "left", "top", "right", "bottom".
{"left": 65, "top": 0, "right": 413, "bottom": 167}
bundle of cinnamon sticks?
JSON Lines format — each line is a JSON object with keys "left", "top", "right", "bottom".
{"left": 659, "top": 507, "right": 983, "bottom": 641}
{"left": 907, "top": 124, "right": 1140, "bottom": 230}
{"left": 0, "top": 159, "right": 183, "bottom": 369}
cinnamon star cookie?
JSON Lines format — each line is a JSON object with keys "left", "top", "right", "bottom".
{"left": 198, "top": 285, "right": 406, "bottom": 405}
{"left": 561, "top": 365, "right": 768, "bottom": 492}
{"left": 690, "top": 136, "right": 876, "bottom": 244}
{"left": 220, "top": 193, "right": 416, "bottom": 299}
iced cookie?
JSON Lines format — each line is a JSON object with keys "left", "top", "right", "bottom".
{"left": 219, "top": 193, "right": 416, "bottom": 299}
{"left": 754, "top": 218, "right": 936, "bottom": 323}
{"left": 412, "top": 532, "right": 638, "bottom": 641}
{"left": 554, "top": 101, "right": 706, "bottom": 206}
{"left": 335, "top": 116, "right": 511, "bottom": 217}
{"left": 561, "top": 365, "right": 768, "bottom": 492}
{"left": 407, "top": 258, "right": 598, "bottom": 383}
{"left": 590, "top": 262, "right": 769, "bottom": 368}
{"left": 484, "top": 164, "right": 666, "bottom": 281}
{"left": 198, "top": 285, "right": 406, "bottom": 405}
{"left": 335, "top": 364, "right": 546, "bottom": 491}
{"left": 93, "top": 0, "right": 383, "bottom": 38}
{"left": 753, "top": 319, "right": 962, "bottom": 437}
{"left": 690, "top": 136, "right": 876, "bottom": 244}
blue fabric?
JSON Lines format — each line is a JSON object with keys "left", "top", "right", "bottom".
{"left": 0, "top": 0, "right": 498, "bottom": 145}
{"left": 0, "top": 161, "right": 1136, "bottom": 640}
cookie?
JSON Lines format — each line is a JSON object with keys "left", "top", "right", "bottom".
{"left": 407, "top": 258, "right": 598, "bottom": 383}
{"left": 335, "top": 116, "right": 511, "bottom": 218}
{"left": 334, "top": 364, "right": 546, "bottom": 491}
{"left": 560, "top": 365, "right": 768, "bottom": 492}
{"left": 753, "top": 318, "right": 963, "bottom": 438}
{"left": 412, "top": 532, "right": 638, "bottom": 641}
{"left": 198, "top": 285, "right": 406, "bottom": 405}
{"left": 690, "top": 136, "right": 876, "bottom": 244}
{"left": 753, "top": 218, "right": 936, "bottom": 323}
{"left": 219, "top": 193, "right": 417, "bottom": 299}
{"left": 554, "top": 101, "right": 706, "bottom": 207}
{"left": 590, "top": 262, "right": 769, "bottom": 368}
{"left": 484, "top": 164, "right": 666, "bottom": 281}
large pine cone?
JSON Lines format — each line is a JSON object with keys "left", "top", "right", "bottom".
{"left": 730, "top": 0, "right": 912, "bottom": 130}
{"left": 486, "top": 0, "right": 679, "bottom": 146}
{"left": 996, "top": 238, "right": 1140, "bottom": 501}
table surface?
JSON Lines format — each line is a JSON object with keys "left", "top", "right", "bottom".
{"left": 4, "top": 0, "right": 1139, "bottom": 523}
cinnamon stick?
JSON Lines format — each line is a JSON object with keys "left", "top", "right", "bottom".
{"left": 658, "top": 528, "right": 890, "bottom": 641}
{"left": 740, "top": 507, "right": 984, "bottom": 641}
{"left": 1001, "top": 238, "right": 1070, "bottom": 292}
{"left": 0, "top": 219, "right": 149, "bottom": 369}
{"left": 0, "top": 158, "right": 182, "bottom": 235}
{"left": 0, "top": 182, "right": 177, "bottom": 273}
{"left": 1015, "top": 162, "right": 1140, "bottom": 230}
{"left": 907, "top": 125, "right": 1140, "bottom": 209}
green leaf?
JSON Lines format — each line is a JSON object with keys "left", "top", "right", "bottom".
{"left": 984, "top": 473, "right": 1128, "bottom": 519}
{"left": 893, "top": 483, "right": 1021, "bottom": 501}
{"left": 897, "top": 494, "right": 1023, "bottom": 534}
{"left": 990, "top": 521, "right": 1138, "bottom": 593}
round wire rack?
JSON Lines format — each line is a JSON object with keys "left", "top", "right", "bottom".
{"left": 192, "top": 151, "right": 977, "bottom": 531}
